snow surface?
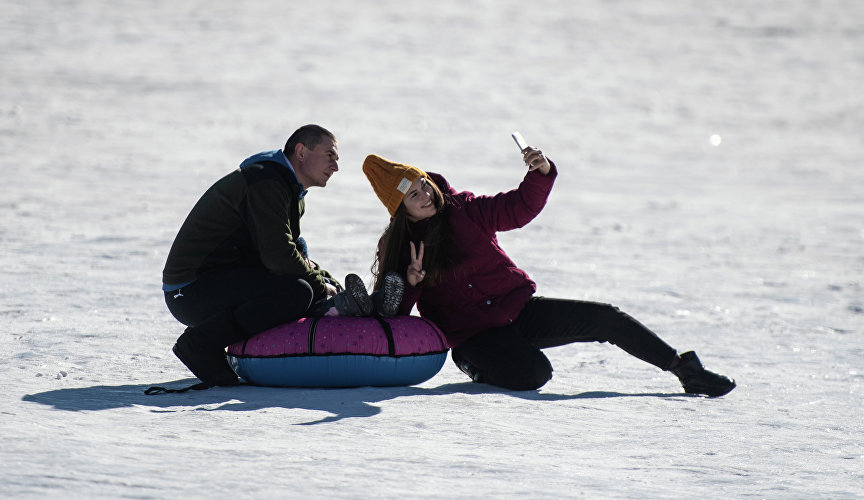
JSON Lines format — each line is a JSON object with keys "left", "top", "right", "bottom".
{"left": 2, "top": 1, "right": 863, "bottom": 498}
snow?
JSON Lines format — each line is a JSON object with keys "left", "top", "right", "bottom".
{"left": 2, "top": 0, "right": 863, "bottom": 498}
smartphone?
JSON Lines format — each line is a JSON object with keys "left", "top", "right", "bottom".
{"left": 511, "top": 131, "right": 529, "bottom": 152}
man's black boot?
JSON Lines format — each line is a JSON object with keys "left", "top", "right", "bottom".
{"left": 172, "top": 310, "right": 245, "bottom": 387}
{"left": 671, "top": 351, "right": 736, "bottom": 397}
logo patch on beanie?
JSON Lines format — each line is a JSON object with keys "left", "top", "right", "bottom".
{"left": 397, "top": 177, "right": 412, "bottom": 193}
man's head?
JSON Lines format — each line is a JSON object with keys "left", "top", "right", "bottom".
{"left": 284, "top": 124, "right": 339, "bottom": 188}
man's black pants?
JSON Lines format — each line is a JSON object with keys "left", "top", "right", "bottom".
{"left": 164, "top": 267, "right": 314, "bottom": 344}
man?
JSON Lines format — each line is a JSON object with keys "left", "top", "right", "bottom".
{"left": 162, "top": 124, "right": 370, "bottom": 387}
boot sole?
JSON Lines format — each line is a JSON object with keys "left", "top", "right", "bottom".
{"left": 345, "top": 274, "right": 373, "bottom": 316}
{"left": 380, "top": 273, "right": 405, "bottom": 317}
{"left": 684, "top": 379, "right": 736, "bottom": 397}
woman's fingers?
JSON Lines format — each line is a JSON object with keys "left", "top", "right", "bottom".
{"left": 407, "top": 267, "right": 425, "bottom": 287}
{"left": 407, "top": 241, "right": 426, "bottom": 286}
{"left": 523, "top": 147, "right": 551, "bottom": 174}
{"left": 410, "top": 241, "right": 425, "bottom": 267}
{"left": 523, "top": 149, "right": 541, "bottom": 164}
{"left": 522, "top": 147, "right": 540, "bottom": 162}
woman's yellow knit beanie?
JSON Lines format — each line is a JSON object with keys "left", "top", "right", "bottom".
{"left": 362, "top": 154, "right": 428, "bottom": 216}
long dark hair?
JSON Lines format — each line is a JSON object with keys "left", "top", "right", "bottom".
{"left": 372, "top": 178, "right": 457, "bottom": 290}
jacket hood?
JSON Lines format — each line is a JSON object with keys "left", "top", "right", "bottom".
{"left": 239, "top": 149, "right": 291, "bottom": 168}
{"left": 239, "top": 149, "right": 307, "bottom": 198}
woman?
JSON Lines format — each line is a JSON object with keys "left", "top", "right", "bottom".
{"left": 361, "top": 146, "right": 735, "bottom": 396}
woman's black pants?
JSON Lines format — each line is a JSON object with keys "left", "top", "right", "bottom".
{"left": 450, "top": 297, "right": 680, "bottom": 391}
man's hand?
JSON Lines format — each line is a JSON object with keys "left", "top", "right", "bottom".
{"left": 325, "top": 282, "right": 339, "bottom": 298}
{"left": 522, "top": 147, "right": 551, "bottom": 175}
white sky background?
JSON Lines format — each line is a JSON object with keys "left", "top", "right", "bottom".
{"left": 1, "top": 1, "right": 862, "bottom": 498}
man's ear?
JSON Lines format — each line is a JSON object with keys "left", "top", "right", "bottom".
{"left": 294, "top": 142, "right": 306, "bottom": 160}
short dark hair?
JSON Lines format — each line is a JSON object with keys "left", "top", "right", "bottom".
{"left": 283, "top": 124, "right": 336, "bottom": 158}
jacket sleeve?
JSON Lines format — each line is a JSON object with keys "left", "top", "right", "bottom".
{"left": 398, "top": 284, "right": 422, "bottom": 316}
{"left": 464, "top": 161, "right": 558, "bottom": 234}
{"left": 244, "top": 178, "right": 330, "bottom": 299}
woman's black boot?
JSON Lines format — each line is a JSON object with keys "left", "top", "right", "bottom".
{"left": 379, "top": 272, "right": 405, "bottom": 317}
{"left": 671, "top": 351, "right": 736, "bottom": 397}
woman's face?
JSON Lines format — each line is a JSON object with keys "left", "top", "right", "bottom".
{"left": 402, "top": 177, "right": 437, "bottom": 222}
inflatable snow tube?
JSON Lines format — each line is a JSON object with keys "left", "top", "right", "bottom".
{"left": 226, "top": 316, "right": 449, "bottom": 388}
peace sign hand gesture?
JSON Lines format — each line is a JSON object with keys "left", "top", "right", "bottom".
{"left": 407, "top": 241, "right": 426, "bottom": 287}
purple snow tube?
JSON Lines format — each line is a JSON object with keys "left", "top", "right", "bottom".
{"left": 226, "top": 316, "right": 449, "bottom": 388}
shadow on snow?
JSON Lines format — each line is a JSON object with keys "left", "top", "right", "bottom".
{"left": 22, "top": 380, "right": 690, "bottom": 424}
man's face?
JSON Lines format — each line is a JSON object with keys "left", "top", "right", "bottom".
{"left": 295, "top": 138, "right": 339, "bottom": 188}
